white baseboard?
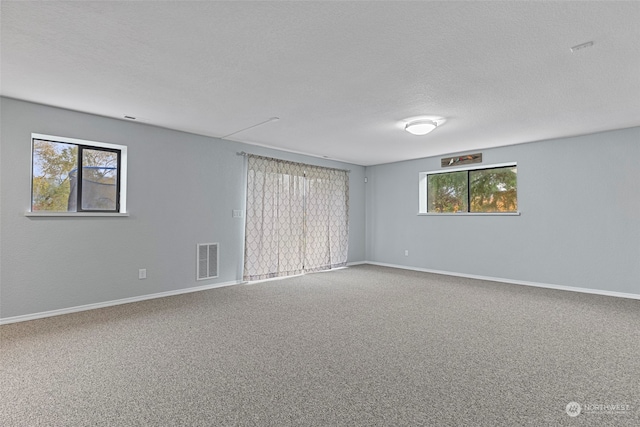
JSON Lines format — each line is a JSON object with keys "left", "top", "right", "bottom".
{"left": 364, "top": 261, "right": 640, "bottom": 300}
{"left": 4, "top": 263, "right": 637, "bottom": 325}
{"left": 0, "top": 280, "right": 241, "bottom": 325}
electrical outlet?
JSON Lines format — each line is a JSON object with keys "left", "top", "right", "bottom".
{"left": 138, "top": 269, "right": 147, "bottom": 279}
{"left": 232, "top": 210, "right": 244, "bottom": 218}
{"left": 404, "top": 250, "right": 409, "bottom": 256}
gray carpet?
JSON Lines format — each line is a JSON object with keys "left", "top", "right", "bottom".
{"left": 1, "top": 265, "right": 638, "bottom": 426}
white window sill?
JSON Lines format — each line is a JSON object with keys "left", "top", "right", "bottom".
{"left": 417, "top": 212, "right": 521, "bottom": 216}
{"left": 25, "top": 212, "right": 129, "bottom": 217}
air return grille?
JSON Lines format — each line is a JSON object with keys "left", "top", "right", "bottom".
{"left": 197, "top": 243, "right": 219, "bottom": 280}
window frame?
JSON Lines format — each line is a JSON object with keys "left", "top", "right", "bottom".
{"left": 418, "top": 162, "right": 519, "bottom": 216}
{"left": 27, "top": 133, "right": 128, "bottom": 217}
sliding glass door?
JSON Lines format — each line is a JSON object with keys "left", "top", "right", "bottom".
{"left": 244, "top": 155, "right": 349, "bottom": 281}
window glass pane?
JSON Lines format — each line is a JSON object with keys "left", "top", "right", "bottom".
{"left": 32, "top": 140, "right": 78, "bottom": 212}
{"left": 469, "top": 166, "right": 517, "bottom": 212}
{"left": 81, "top": 149, "right": 118, "bottom": 211}
{"left": 427, "top": 171, "right": 468, "bottom": 213}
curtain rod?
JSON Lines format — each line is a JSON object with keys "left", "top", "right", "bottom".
{"left": 236, "top": 151, "right": 351, "bottom": 173}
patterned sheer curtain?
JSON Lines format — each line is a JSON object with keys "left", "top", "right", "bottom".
{"left": 304, "top": 165, "right": 349, "bottom": 273}
{"left": 244, "top": 155, "right": 349, "bottom": 281}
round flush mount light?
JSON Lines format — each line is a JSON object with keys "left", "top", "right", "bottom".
{"left": 405, "top": 119, "right": 438, "bottom": 135}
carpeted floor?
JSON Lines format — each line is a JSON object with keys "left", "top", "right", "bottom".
{"left": 1, "top": 265, "right": 639, "bottom": 426}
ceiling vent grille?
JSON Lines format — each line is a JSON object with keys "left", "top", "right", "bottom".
{"left": 197, "top": 243, "right": 219, "bottom": 280}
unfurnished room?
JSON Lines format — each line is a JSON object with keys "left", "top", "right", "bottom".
{"left": 1, "top": 1, "right": 639, "bottom": 426}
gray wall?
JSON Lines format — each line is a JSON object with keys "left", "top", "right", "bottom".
{"left": 365, "top": 127, "right": 640, "bottom": 294}
{"left": 0, "top": 97, "right": 366, "bottom": 318}
{"left": 2, "top": 96, "right": 637, "bottom": 320}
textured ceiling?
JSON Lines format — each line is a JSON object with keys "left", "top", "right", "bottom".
{"left": 2, "top": 1, "right": 639, "bottom": 166}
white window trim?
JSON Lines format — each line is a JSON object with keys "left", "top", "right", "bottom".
{"left": 419, "top": 162, "right": 518, "bottom": 215}
{"left": 27, "top": 133, "right": 128, "bottom": 216}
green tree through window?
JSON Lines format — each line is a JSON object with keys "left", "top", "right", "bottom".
{"left": 426, "top": 165, "right": 517, "bottom": 213}
{"left": 31, "top": 134, "right": 126, "bottom": 213}
{"left": 32, "top": 140, "right": 78, "bottom": 211}
{"left": 469, "top": 166, "right": 517, "bottom": 212}
{"left": 427, "top": 170, "right": 468, "bottom": 213}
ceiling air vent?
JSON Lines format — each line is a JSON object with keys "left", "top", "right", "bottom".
{"left": 197, "top": 243, "right": 219, "bottom": 280}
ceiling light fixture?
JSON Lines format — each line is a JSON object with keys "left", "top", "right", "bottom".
{"left": 405, "top": 119, "right": 438, "bottom": 136}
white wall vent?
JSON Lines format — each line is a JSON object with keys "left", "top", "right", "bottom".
{"left": 197, "top": 243, "right": 219, "bottom": 280}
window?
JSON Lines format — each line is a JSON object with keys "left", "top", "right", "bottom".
{"left": 30, "top": 133, "right": 127, "bottom": 214}
{"left": 419, "top": 163, "right": 517, "bottom": 214}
